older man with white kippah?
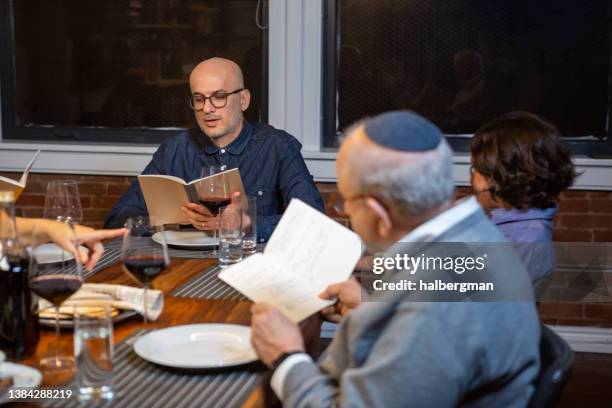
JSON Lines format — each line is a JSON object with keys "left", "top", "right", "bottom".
{"left": 250, "top": 111, "right": 540, "bottom": 407}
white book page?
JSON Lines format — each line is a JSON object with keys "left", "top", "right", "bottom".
{"left": 138, "top": 174, "right": 188, "bottom": 185}
{"left": 0, "top": 149, "right": 41, "bottom": 197}
{"left": 218, "top": 254, "right": 334, "bottom": 322}
{"left": 18, "top": 149, "right": 42, "bottom": 186}
{"left": 264, "top": 199, "right": 362, "bottom": 292}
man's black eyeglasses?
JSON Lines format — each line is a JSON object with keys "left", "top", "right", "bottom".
{"left": 188, "top": 88, "right": 244, "bottom": 110}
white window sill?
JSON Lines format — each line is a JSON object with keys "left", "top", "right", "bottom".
{"left": 1, "top": 141, "right": 612, "bottom": 190}
{"left": 302, "top": 149, "right": 612, "bottom": 190}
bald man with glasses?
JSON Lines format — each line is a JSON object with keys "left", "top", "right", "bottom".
{"left": 105, "top": 58, "right": 324, "bottom": 241}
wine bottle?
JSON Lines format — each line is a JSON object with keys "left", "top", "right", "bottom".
{"left": 0, "top": 191, "right": 39, "bottom": 359}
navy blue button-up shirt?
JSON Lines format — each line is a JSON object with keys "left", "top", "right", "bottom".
{"left": 105, "top": 120, "right": 324, "bottom": 241}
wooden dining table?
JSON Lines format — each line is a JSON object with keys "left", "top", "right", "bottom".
{"left": 15, "top": 255, "right": 322, "bottom": 407}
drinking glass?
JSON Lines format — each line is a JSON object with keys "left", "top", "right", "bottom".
{"left": 74, "top": 306, "right": 114, "bottom": 402}
{"left": 199, "top": 166, "right": 231, "bottom": 257}
{"left": 29, "top": 225, "right": 83, "bottom": 373}
{"left": 43, "top": 180, "right": 83, "bottom": 224}
{"left": 240, "top": 196, "right": 257, "bottom": 255}
{"left": 120, "top": 216, "right": 169, "bottom": 325}
{"left": 218, "top": 204, "right": 243, "bottom": 268}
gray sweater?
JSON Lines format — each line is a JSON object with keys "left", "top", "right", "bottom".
{"left": 282, "top": 208, "right": 540, "bottom": 407}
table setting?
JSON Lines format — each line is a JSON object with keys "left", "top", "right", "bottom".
{"left": 2, "top": 176, "right": 272, "bottom": 407}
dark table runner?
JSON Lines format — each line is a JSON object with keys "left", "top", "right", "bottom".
{"left": 171, "top": 265, "right": 247, "bottom": 301}
{"left": 92, "top": 238, "right": 250, "bottom": 300}
{"left": 100, "top": 237, "right": 218, "bottom": 260}
{"left": 39, "top": 331, "right": 265, "bottom": 408}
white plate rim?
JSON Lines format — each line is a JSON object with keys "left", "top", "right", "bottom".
{"left": 0, "top": 362, "right": 42, "bottom": 388}
{"left": 28, "top": 243, "right": 89, "bottom": 264}
{"left": 133, "top": 323, "right": 257, "bottom": 369}
{"left": 152, "top": 231, "right": 218, "bottom": 248}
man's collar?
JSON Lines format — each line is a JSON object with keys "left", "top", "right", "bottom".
{"left": 201, "top": 119, "right": 253, "bottom": 155}
{"left": 398, "top": 196, "right": 481, "bottom": 243}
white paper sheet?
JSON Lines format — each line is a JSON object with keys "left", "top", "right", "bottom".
{"left": 219, "top": 199, "right": 362, "bottom": 322}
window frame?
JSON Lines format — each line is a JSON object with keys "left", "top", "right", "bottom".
{"left": 1, "top": 0, "right": 612, "bottom": 191}
{"left": 0, "top": 0, "right": 268, "bottom": 144}
{"left": 321, "top": 0, "right": 612, "bottom": 157}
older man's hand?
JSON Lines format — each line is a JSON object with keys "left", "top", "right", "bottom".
{"left": 250, "top": 303, "right": 305, "bottom": 368}
{"left": 319, "top": 275, "right": 363, "bottom": 323}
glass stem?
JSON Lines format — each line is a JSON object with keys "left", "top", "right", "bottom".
{"left": 213, "top": 214, "right": 219, "bottom": 255}
{"left": 143, "top": 283, "right": 149, "bottom": 325}
{"left": 54, "top": 305, "right": 61, "bottom": 365}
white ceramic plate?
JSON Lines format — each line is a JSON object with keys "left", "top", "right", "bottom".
{"left": 29, "top": 243, "right": 89, "bottom": 264}
{"left": 152, "top": 231, "right": 218, "bottom": 249}
{"left": 133, "top": 324, "right": 257, "bottom": 369}
{"left": 0, "top": 362, "right": 42, "bottom": 403}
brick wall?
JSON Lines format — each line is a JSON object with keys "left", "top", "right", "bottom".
{"left": 0, "top": 172, "right": 134, "bottom": 229}
{"left": 7, "top": 174, "right": 610, "bottom": 239}
{"left": 555, "top": 191, "right": 612, "bottom": 242}
{"left": 3, "top": 172, "right": 611, "bottom": 326}
{"left": 455, "top": 187, "right": 612, "bottom": 243}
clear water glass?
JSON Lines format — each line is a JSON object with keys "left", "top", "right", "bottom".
{"left": 74, "top": 306, "right": 114, "bottom": 402}
{"left": 241, "top": 196, "right": 257, "bottom": 255}
{"left": 218, "top": 204, "right": 243, "bottom": 268}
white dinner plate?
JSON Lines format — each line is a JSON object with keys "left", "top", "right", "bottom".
{"left": 152, "top": 231, "right": 218, "bottom": 249}
{"left": 29, "top": 243, "right": 89, "bottom": 264}
{"left": 133, "top": 324, "right": 257, "bottom": 369}
{"left": 0, "top": 362, "right": 42, "bottom": 403}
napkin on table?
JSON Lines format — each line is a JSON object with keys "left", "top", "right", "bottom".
{"left": 39, "top": 283, "right": 164, "bottom": 321}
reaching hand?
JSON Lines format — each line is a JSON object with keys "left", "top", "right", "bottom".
{"left": 42, "top": 220, "right": 125, "bottom": 271}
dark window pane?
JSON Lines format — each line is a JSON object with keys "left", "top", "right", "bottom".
{"left": 12, "top": 0, "right": 267, "bottom": 133}
{"left": 326, "top": 0, "right": 611, "bottom": 148}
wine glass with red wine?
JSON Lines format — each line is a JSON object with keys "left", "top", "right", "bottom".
{"left": 120, "top": 216, "right": 169, "bottom": 325}
{"left": 199, "top": 166, "right": 231, "bottom": 257}
{"left": 29, "top": 224, "right": 83, "bottom": 373}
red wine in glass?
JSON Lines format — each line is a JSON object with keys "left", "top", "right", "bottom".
{"left": 120, "top": 216, "right": 169, "bottom": 326}
{"left": 123, "top": 255, "right": 167, "bottom": 285}
{"left": 200, "top": 166, "right": 231, "bottom": 257}
{"left": 199, "top": 197, "right": 231, "bottom": 216}
{"left": 29, "top": 223, "right": 84, "bottom": 376}
{"left": 30, "top": 274, "right": 82, "bottom": 306}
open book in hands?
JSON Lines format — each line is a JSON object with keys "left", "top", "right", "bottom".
{"left": 138, "top": 168, "right": 245, "bottom": 225}
{"left": 219, "top": 199, "right": 363, "bottom": 322}
{"left": 0, "top": 150, "right": 41, "bottom": 199}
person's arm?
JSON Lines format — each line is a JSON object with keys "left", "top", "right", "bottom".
{"left": 16, "top": 218, "right": 125, "bottom": 271}
{"left": 104, "top": 143, "right": 169, "bottom": 228}
{"left": 104, "top": 180, "right": 148, "bottom": 228}
{"left": 256, "top": 303, "right": 473, "bottom": 407}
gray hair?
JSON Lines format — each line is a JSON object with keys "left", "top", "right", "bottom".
{"left": 348, "top": 133, "right": 455, "bottom": 217}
